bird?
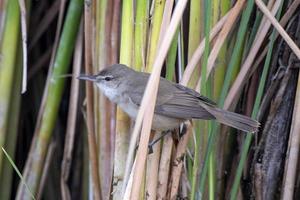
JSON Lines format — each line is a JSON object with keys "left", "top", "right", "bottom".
{"left": 78, "top": 64, "right": 260, "bottom": 133}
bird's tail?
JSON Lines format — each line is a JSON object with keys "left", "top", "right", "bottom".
{"left": 200, "top": 103, "right": 260, "bottom": 133}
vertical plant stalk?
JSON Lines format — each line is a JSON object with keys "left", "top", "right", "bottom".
{"left": 169, "top": 122, "right": 192, "bottom": 199}
{"left": 0, "top": 0, "right": 20, "bottom": 180}
{"left": 134, "top": 0, "right": 148, "bottom": 69}
{"left": 159, "top": 2, "right": 177, "bottom": 197}
{"left": 146, "top": 0, "right": 166, "bottom": 72}
{"left": 84, "top": 0, "right": 102, "bottom": 199}
{"left": 187, "top": 0, "right": 201, "bottom": 88}
{"left": 212, "top": 0, "right": 230, "bottom": 198}
{"left": 114, "top": 0, "right": 134, "bottom": 198}
{"left": 157, "top": 134, "right": 173, "bottom": 199}
{"left": 109, "top": 1, "right": 121, "bottom": 187}
{"left": 0, "top": 44, "right": 22, "bottom": 200}
{"left": 194, "top": 0, "right": 212, "bottom": 199}
{"left": 16, "top": 0, "right": 84, "bottom": 198}
{"left": 186, "top": 0, "right": 203, "bottom": 199}
{"left": 129, "top": 1, "right": 188, "bottom": 198}
{"left": 95, "top": 0, "right": 116, "bottom": 198}
{"left": 145, "top": 133, "right": 161, "bottom": 199}
{"left": 281, "top": 68, "right": 300, "bottom": 199}
{"left": 144, "top": 1, "right": 165, "bottom": 198}
{"left": 60, "top": 23, "right": 83, "bottom": 200}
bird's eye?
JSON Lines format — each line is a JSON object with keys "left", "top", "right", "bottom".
{"left": 105, "top": 77, "right": 112, "bottom": 81}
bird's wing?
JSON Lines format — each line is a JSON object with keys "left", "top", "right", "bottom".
{"left": 127, "top": 74, "right": 215, "bottom": 120}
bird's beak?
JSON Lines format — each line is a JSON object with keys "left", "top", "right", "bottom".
{"left": 77, "top": 74, "right": 98, "bottom": 82}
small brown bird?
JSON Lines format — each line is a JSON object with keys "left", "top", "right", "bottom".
{"left": 78, "top": 64, "right": 259, "bottom": 133}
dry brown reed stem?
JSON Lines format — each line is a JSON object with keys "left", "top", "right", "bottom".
{"left": 157, "top": 134, "right": 173, "bottom": 199}
{"left": 60, "top": 24, "right": 83, "bottom": 200}
{"left": 129, "top": 0, "right": 188, "bottom": 199}
{"left": 18, "top": 0, "right": 27, "bottom": 93}
{"left": 181, "top": 10, "right": 230, "bottom": 85}
{"left": 195, "top": 0, "right": 246, "bottom": 90}
{"left": 97, "top": 1, "right": 116, "bottom": 198}
{"left": 146, "top": 1, "right": 174, "bottom": 198}
{"left": 146, "top": 133, "right": 161, "bottom": 200}
{"left": 281, "top": 69, "right": 300, "bottom": 199}
{"left": 124, "top": 161, "right": 135, "bottom": 199}
{"left": 37, "top": 140, "right": 57, "bottom": 199}
{"left": 84, "top": 1, "right": 102, "bottom": 199}
{"left": 255, "top": 0, "right": 300, "bottom": 58}
{"left": 157, "top": 0, "right": 175, "bottom": 48}
{"left": 255, "top": 0, "right": 275, "bottom": 37}
{"left": 224, "top": 0, "right": 282, "bottom": 110}
{"left": 169, "top": 122, "right": 192, "bottom": 199}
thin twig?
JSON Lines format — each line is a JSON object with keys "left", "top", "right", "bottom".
{"left": 255, "top": 0, "right": 300, "bottom": 59}
{"left": 18, "top": 0, "right": 27, "bottom": 93}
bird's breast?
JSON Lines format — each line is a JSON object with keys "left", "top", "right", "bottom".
{"left": 118, "top": 96, "right": 139, "bottom": 119}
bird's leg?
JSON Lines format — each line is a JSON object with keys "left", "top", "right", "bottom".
{"left": 148, "top": 130, "right": 172, "bottom": 154}
{"left": 178, "top": 123, "right": 187, "bottom": 138}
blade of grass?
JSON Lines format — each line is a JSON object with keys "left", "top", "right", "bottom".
{"left": 2, "top": 147, "right": 36, "bottom": 200}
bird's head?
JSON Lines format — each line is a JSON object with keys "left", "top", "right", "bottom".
{"left": 77, "top": 64, "right": 134, "bottom": 91}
